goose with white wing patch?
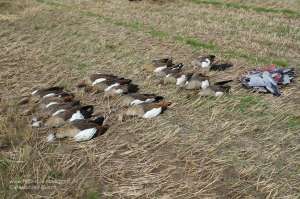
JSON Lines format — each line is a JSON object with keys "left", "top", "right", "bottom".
{"left": 191, "top": 55, "right": 216, "bottom": 70}
{"left": 121, "top": 100, "right": 172, "bottom": 119}
{"left": 31, "top": 87, "right": 64, "bottom": 98}
{"left": 45, "top": 105, "right": 94, "bottom": 127}
{"left": 120, "top": 93, "right": 164, "bottom": 107}
{"left": 199, "top": 80, "right": 232, "bottom": 97}
{"left": 176, "top": 72, "right": 210, "bottom": 90}
{"left": 77, "top": 74, "right": 138, "bottom": 96}
{"left": 151, "top": 57, "right": 173, "bottom": 72}
{"left": 39, "top": 94, "right": 76, "bottom": 110}
{"left": 47, "top": 116, "right": 108, "bottom": 142}
{"left": 77, "top": 74, "right": 130, "bottom": 92}
{"left": 155, "top": 63, "right": 184, "bottom": 77}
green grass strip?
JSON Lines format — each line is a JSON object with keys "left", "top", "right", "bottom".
{"left": 191, "top": 0, "right": 300, "bottom": 18}
{"left": 35, "top": 0, "right": 290, "bottom": 66}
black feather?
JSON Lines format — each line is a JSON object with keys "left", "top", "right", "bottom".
{"left": 92, "top": 116, "right": 105, "bottom": 125}
{"left": 80, "top": 105, "right": 94, "bottom": 118}
{"left": 214, "top": 80, "right": 233, "bottom": 85}
{"left": 210, "top": 63, "right": 233, "bottom": 71}
{"left": 127, "top": 84, "right": 139, "bottom": 93}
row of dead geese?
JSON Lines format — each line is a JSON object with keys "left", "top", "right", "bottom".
{"left": 27, "top": 74, "right": 172, "bottom": 142}
{"left": 151, "top": 55, "right": 233, "bottom": 96}
{"left": 25, "top": 55, "right": 231, "bottom": 143}
{"left": 23, "top": 55, "right": 295, "bottom": 143}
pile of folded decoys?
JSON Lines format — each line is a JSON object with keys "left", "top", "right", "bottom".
{"left": 24, "top": 74, "right": 171, "bottom": 142}
{"left": 240, "top": 65, "right": 296, "bottom": 96}
{"left": 151, "top": 55, "right": 234, "bottom": 97}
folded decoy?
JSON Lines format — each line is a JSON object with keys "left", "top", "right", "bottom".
{"left": 47, "top": 116, "right": 108, "bottom": 142}
{"left": 241, "top": 71, "right": 281, "bottom": 96}
{"left": 120, "top": 93, "right": 164, "bottom": 106}
{"left": 121, "top": 100, "right": 172, "bottom": 119}
{"left": 257, "top": 65, "right": 296, "bottom": 85}
{"left": 240, "top": 64, "right": 295, "bottom": 96}
{"left": 45, "top": 105, "right": 94, "bottom": 127}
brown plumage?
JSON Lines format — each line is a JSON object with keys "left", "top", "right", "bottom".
{"left": 54, "top": 117, "right": 108, "bottom": 140}
{"left": 184, "top": 73, "right": 209, "bottom": 90}
{"left": 45, "top": 105, "right": 94, "bottom": 127}
{"left": 32, "top": 87, "right": 64, "bottom": 97}
{"left": 77, "top": 73, "right": 133, "bottom": 93}
{"left": 199, "top": 81, "right": 232, "bottom": 97}
{"left": 104, "top": 83, "right": 139, "bottom": 97}
{"left": 39, "top": 94, "right": 76, "bottom": 109}
{"left": 155, "top": 63, "right": 184, "bottom": 77}
{"left": 42, "top": 100, "right": 81, "bottom": 115}
{"left": 152, "top": 57, "right": 173, "bottom": 68}
{"left": 121, "top": 100, "right": 172, "bottom": 119}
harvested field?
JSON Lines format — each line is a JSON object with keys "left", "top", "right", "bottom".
{"left": 0, "top": 0, "right": 299, "bottom": 198}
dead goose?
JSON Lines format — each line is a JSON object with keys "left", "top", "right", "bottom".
{"left": 104, "top": 83, "right": 139, "bottom": 97}
{"left": 45, "top": 105, "right": 94, "bottom": 127}
{"left": 155, "top": 63, "right": 184, "bottom": 77}
{"left": 39, "top": 93, "right": 76, "bottom": 110}
{"left": 121, "top": 100, "right": 172, "bottom": 119}
{"left": 77, "top": 74, "right": 133, "bottom": 93}
{"left": 191, "top": 55, "right": 216, "bottom": 70}
{"left": 152, "top": 57, "right": 173, "bottom": 68}
{"left": 199, "top": 80, "right": 232, "bottom": 97}
{"left": 176, "top": 72, "right": 210, "bottom": 90}
{"left": 120, "top": 93, "right": 164, "bottom": 106}
{"left": 47, "top": 116, "right": 108, "bottom": 142}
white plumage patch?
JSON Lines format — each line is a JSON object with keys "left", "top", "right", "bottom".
{"left": 145, "top": 98, "right": 155, "bottom": 103}
{"left": 52, "top": 109, "right": 66, "bottom": 116}
{"left": 46, "top": 102, "right": 59, "bottom": 108}
{"left": 143, "top": 107, "right": 162, "bottom": 119}
{"left": 46, "top": 133, "right": 56, "bottom": 142}
{"left": 43, "top": 93, "right": 56, "bottom": 98}
{"left": 154, "top": 66, "right": 167, "bottom": 73}
{"left": 74, "top": 128, "right": 97, "bottom": 142}
{"left": 92, "top": 78, "right": 106, "bottom": 86}
{"left": 215, "top": 91, "right": 224, "bottom": 97}
{"left": 31, "top": 90, "right": 38, "bottom": 95}
{"left": 130, "top": 99, "right": 144, "bottom": 105}
{"left": 32, "top": 121, "right": 43, "bottom": 128}
{"left": 32, "top": 117, "right": 38, "bottom": 122}
{"left": 201, "top": 58, "right": 211, "bottom": 68}
{"left": 69, "top": 110, "right": 84, "bottom": 122}
{"left": 114, "top": 89, "right": 123, "bottom": 94}
{"left": 176, "top": 75, "right": 187, "bottom": 86}
{"left": 201, "top": 80, "right": 210, "bottom": 89}
{"left": 105, "top": 83, "right": 120, "bottom": 91}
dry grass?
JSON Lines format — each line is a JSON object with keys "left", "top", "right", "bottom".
{"left": 0, "top": 0, "right": 299, "bottom": 198}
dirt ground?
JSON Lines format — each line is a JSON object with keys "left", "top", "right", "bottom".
{"left": 0, "top": 0, "right": 299, "bottom": 198}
